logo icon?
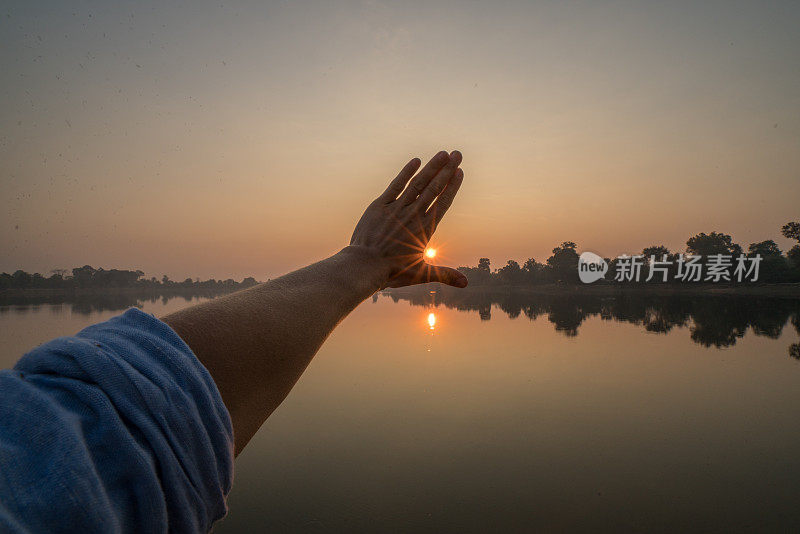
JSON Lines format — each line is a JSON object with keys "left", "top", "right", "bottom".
{"left": 578, "top": 251, "right": 608, "bottom": 283}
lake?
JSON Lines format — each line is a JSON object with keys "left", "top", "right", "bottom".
{"left": 2, "top": 289, "right": 800, "bottom": 532}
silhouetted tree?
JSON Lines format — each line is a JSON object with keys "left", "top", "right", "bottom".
{"left": 747, "top": 240, "right": 792, "bottom": 282}
{"left": 458, "top": 257, "right": 493, "bottom": 285}
{"left": 0, "top": 267, "right": 260, "bottom": 292}
{"left": 782, "top": 221, "right": 800, "bottom": 271}
{"left": 686, "top": 232, "right": 742, "bottom": 257}
{"left": 72, "top": 265, "right": 96, "bottom": 287}
{"left": 477, "top": 258, "right": 491, "bottom": 274}
{"left": 782, "top": 222, "right": 800, "bottom": 241}
{"left": 748, "top": 240, "right": 781, "bottom": 257}
{"left": 547, "top": 241, "right": 579, "bottom": 283}
{"left": 522, "top": 258, "right": 546, "bottom": 284}
{"left": 11, "top": 270, "right": 33, "bottom": 288}
{"left": 497, "top": 260, "right": 523, "bottom": 285}
{"left": 641, "top": 245, "right": 676, "bottom": 281}
{"left": 642, "top": 245, "right": 671, "bottom": 258}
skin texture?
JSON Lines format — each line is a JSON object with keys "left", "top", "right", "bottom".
{"left": 162, "top": 150, "right": 466, "bottom": 456}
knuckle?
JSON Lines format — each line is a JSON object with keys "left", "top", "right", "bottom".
{"left": 409, "top": 181, "right": 424, "bottom": 195}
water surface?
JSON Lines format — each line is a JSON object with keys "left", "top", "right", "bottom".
{"left": 2, "top": 290, "right": 799, "bottom": 532}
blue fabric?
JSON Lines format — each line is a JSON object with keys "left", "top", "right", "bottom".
{"left": 0, "top": 308, "right": 234, "bottom": 533}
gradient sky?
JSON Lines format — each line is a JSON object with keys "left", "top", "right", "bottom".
{"left": 2, "top": 0, "right": 799, "bottom": 280}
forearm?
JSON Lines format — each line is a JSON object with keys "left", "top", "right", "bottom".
{"left": 162, "top": 246, "right": 389, "bottom": 455}
{"left": 162, "top": 150, "right": 465, "bottom": 455}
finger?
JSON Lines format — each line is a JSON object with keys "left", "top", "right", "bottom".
{"left": 387, "top": 263, "right": 468, "bottom": 288}
{"left": 424, "top": 265, "right": 468, "bottom": 288}
{"left": 398, "top": 151, "right": 450, "bottom": 205}
{"left": 426, "top": 167, "right": 464, "bottom": 226}
{"left": 379, "top": 157, "right": 421, "bottom": 202}
{"left": 415, "top": 150, "right": 462, "bottom": 210}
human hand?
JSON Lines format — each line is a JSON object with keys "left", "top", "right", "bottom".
{"left": 349, "top": 150, "right": 468, "bottom": 289}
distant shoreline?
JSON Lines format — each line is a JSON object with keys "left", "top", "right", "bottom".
{"left": 0, "top": 287, "right": 237, "bottom": 298}
{"left": 0, "top": 287, "right": 239, "bottom": 308}
{"left": 386, "top": 282, "right": 800, "bottom": 298}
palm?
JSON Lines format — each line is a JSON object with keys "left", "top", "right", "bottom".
{"left": 350, "top": 150, "right": 467, "bottom": 289}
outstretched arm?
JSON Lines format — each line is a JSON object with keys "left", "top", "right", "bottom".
{"left": 162, "top": 150, "right": 467, "bottom": 455}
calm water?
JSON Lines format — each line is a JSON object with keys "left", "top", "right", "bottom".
{"left": 2, "top": 290, "right": 800, "bottom": 532}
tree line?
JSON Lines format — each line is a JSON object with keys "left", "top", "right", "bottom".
{"left": 457, "top": 221, "right": 800, "bottom": 285}
{"left": 3, "top": 221, "right": 798, "bottom": 290}
{"left": 0, "top": 265, "right": 260, "bottom": 291}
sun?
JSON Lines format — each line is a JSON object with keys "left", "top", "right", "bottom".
{"left": 425, "top": 248, "right": 437, "bottom": 259}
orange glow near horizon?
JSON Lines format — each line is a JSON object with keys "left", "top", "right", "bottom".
{"left": 427, "top": 312, "right": 436, "bottom": 330}
{"left": 2, "top": 3, "right": 798, "bottom": 280}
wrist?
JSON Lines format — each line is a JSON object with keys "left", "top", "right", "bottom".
{"left": 336, "top": 245, "right": 393, "bottom": 293}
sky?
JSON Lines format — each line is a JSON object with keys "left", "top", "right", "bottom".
{"left": 1, "top": 0, "right": 799, "bottom": 280}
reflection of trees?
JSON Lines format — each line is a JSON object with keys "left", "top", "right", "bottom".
{"left": 790, "top": 314, "right": 800, "bottom": 360}
{"left": 385, "top": 288, "right": 800, "bottom": 357}
{"left": 688, "top": 298, "right": 798, "bottom": 348}
{"left": 549, "top": 297, "right": 602, "bottom": 337}
{"left": 0, "top": 288, "right": 237, "bottom": 316}
{"left": 687, "top": 299, "right": 748, "bottom": 348}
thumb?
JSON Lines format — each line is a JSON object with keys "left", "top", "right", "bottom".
{"left": 426, "top": 265, "right": 468, "bottom": 288}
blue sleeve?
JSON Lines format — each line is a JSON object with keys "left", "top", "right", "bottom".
{"left": 0, "top": 308, "right": 234, "bottom": 533}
